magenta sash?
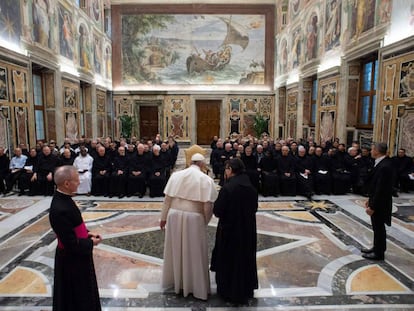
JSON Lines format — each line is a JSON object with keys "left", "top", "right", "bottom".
{"left": 57, "top": 222, "right": 88, "bottom": 249}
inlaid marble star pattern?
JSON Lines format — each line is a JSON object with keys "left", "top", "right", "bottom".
{"left": 0, "top": 194, "right": 413, "bottom": 311}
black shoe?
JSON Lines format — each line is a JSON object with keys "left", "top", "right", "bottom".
{"left": 361, "top": 247, "right": 374, "bottom": 254}
{"left": 362, "top": 252, "right": 384, "bottom": 260}
{"left": 392, "top": 191, "right": 399, "bottom": 197}
{"left": 138, "top": 193, "right": 144, "bottom": 198}
{"left": 119, "top": 194, "right": 124, "bottom": 198}
{"left": 108, "top": 194, "right": 113, "bottom": 198}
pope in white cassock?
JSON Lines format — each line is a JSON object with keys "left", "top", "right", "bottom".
{"left": 73, "top": 146, "right": 94, "bottom": 194}
{"left": 160, "top": 153, "right": 218, "bottom": 300}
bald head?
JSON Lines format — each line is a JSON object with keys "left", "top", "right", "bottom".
{"left": 54, "top": 165, "right": 78, "bottom": 186}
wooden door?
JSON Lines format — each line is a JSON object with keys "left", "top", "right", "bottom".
{"left": 196, "top": 100, "right": 221, "bottom": 145}
{"left": 140, "top": 106, "right": 158, "bottom": 141}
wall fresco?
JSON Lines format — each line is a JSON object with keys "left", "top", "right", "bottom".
{"left": 121, "top": 14, "right": 266, "bottom": 85}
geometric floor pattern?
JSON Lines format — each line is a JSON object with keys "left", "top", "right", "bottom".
{"left": 0, "top": 193, "right": 414, "bottom": 310}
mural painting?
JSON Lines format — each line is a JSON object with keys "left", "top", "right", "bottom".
{"left": 0, "top": 67, "right": 8, "bottom": 101}
{"left": 91, "top": 0, "right": 101, "bottom": 25}
{"left": 291, "top": 27, "right": 302, "bottom": 69}
{"left": 279, "top": 38, "right": 288, "bottom": 75}
{"left": 400, "top": 61, "right": 414, "bottom": 98}
{"left": 376, "top": 0, "right": 392, "bottom": 24}
{"left": 94, "top": 34, "right": 102, "bottom": 75}
{"left": 290, "top": 0, "right": 301, "bottom": 20}
{"left": 58, "top": 4, "right": 74, "bottom": 60}
{"left": 32, "top": 0, "right": 51, "bottom": 48}
{"left": 325, "top": 0, "right": 341, "bottom": 51}
{"left": 306, "top": 12, "right": 318, "bottom": 61}
{"left": 121, "top": 14, "right": 266, "bottom": 85}
{"left": 0, "top": 0, "right": 22, "bottom": 43}
{"left": 79, "top": 24, "right": 92, "bottom": 70}
{"left": 105, "top": 45, "right": 112, "bottom": 79}
{"left": 350, "top": 0, "right": 376, "bottom": 39}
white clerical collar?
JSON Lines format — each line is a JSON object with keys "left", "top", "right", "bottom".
{"left": 57, "top": 189, "right": 75, "bottom": 196}
{"left": 374, "top": 155, "right": 386, "bottom": 167}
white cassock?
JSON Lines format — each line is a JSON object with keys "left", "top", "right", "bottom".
{"left": 73, "top": 154, "right": 94, "bottom": 194}
{"left": 161, "top": 165, "right": 218, "bottom": 300}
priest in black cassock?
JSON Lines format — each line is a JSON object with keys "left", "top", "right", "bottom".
{"left": 211, "top": 158, "right": 258, "bottom": 305}
{"left": 49, "top": 165, "right": 102, "bottom": 311}
{"left": 91, "top": 146, "right": 111, "bottom": 196}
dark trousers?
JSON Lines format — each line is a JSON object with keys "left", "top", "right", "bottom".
{"left": 148, "top": 174, "right": 166, "bottom": 197}
{"left": 261, "top": 172, "right": 279, "bottom": 196}
{"left": 37, "top": 174, "right": 55, "bottom": 196}
{"left": 371, "top": 213, "right": 386, "bottom": 255}
{"left": 296, "top": 174, "right": 314, "bottom": 197}
{"left": 5, "top": 170, "right": 23, "bottom": 192}
{"left": 127, "top": 174, "right": 147, "bottom": 196}
{"left": 92, "top": 173, "right": 110, "bottom": 195}
{"left": 109, "top": 172, "right": 128, "bottom": 196}
{"left": 18, "top": 172, "right": 35, "bottom": 194}
{"left": 279, "top": 174, "right": 296, "bottom": 196}
{"left": 314, "top": 173, "right": 331, "bottom": 194}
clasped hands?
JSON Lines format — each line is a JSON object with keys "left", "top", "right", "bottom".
{"left": 364, "top": 201, "right": 374, "bottom": 216}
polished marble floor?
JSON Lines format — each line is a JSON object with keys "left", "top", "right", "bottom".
{"left": 0, "top": 190, "right": 413, "bottom": 310}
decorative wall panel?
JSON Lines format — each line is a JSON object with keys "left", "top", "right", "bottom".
{"left": 378, "top": 51, "right": 414, "bottom": 155}
{"left": 164, "top": 96, "right": 190, "bottom": 141}
{"left": 15, "top": 107, "right": 29, "bottom": 146}
{"left": 399, "top": 108, "right": 414, "bottom": 156}
{"left": 384, "top": 64, "right": 396, "bottom": 101}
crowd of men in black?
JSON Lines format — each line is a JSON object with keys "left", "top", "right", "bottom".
{"left": 1, "top": 133, "right": 413, "bottom": 200}
{"left": 0, "top": 134, "right": 179, "bottom": 198}
{"left": 210, "top": 135, "right": 414, "bottom": 200}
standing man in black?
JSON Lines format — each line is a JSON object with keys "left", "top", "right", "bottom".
{"left": 362, "top": 142, "right": 393, "bottom": 261}
{"left": 49, "top": 165, "right": 102, "bottom": 311}
{"left": 211, "top": 158, "right": 258, "bottom": 304}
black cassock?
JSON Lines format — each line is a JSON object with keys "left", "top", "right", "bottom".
{"left": 49, "top": 191, "right": 101, "bottom": 311}
{"left": 241, "top": 153, "right": 260, "bottom": 190}
{"left": 211, "top": 173, "right": 258, "bottom": 304}
{"left": 127, "top": 153, "right": 149, "bottom": 197}
{"left": 91, "top": 155, "right": 111, "bottom": 196}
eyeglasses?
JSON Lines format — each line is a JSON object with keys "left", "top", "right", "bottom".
{"left": 225, "top": 167, "right": 231, "bottom": 170}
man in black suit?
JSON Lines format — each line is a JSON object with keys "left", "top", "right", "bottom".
{"left": 362, "top": 142, "right": 393, "bottom": 261}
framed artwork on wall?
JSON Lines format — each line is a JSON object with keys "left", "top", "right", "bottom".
{"left": 111, "top": 4, "right": 275, "bottom": 91}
